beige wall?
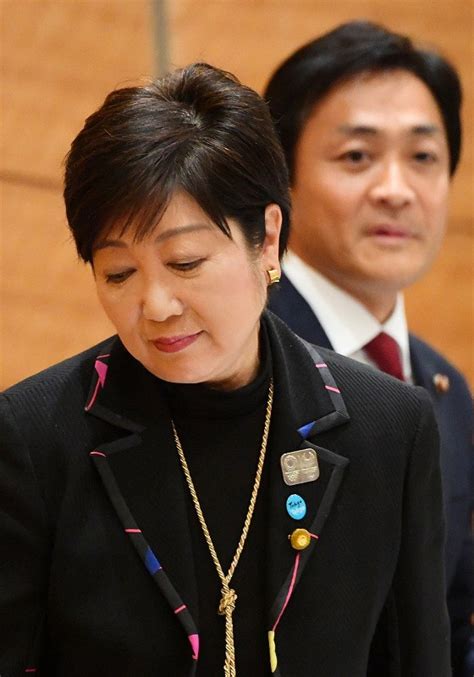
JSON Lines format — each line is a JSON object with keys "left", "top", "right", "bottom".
{"left": 1, "top": 0, "right": 473, "bottom": 389}
{"left": 1, "top": 0, "right": 155, "bottom": 388}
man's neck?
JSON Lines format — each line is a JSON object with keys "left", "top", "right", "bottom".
{"left": 340, "top": 285, "right": 397, "bottom": 324}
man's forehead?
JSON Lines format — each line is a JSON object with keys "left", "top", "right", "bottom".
{"left": 308, "top": 70, "right": 445, "bottom": 128}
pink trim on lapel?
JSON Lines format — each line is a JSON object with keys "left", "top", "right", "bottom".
{"left": 272, "top": 553, "right": 300, "bottom": 632}
{"left": 85, "top": 359, "right": 109, "bottom": 411}
{"left": 188, "top": 633, "right": 200, "bottom": 660}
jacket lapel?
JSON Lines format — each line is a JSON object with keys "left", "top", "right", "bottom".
{"left": 84, "top": 338, "right": 200, "bottom": 664}
{"left": 264, "top": 314, "right": 350, "bottom": 673}
{"left": 82, "top": 315, "right": 350, "bottom": 673}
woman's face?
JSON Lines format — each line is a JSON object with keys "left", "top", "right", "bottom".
{"left": 93, "top": 192, "right": 281, "bottom": 390}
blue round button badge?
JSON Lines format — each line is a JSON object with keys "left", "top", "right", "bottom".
{"left": 286, "top": 494, "right": 307, "bottom": 520}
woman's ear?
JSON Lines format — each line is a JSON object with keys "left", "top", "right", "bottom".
{"left": 261, "top": 203, "right": 282, "bottom": 274}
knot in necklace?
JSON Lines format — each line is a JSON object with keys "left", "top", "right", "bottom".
{"left": 171, "top": 378, "right": 274, "bottom": 677}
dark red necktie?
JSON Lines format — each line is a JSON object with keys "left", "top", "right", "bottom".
{"left": 364, "top": 332, "right": 404, "bottom": 381}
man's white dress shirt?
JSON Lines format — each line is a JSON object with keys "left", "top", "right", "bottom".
{"left": 283, "top": 251, "right": 412, "bottom": 382}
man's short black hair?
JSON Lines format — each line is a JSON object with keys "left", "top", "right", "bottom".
{"left": 264, "top": 21, "right": 462, "bottom": 178}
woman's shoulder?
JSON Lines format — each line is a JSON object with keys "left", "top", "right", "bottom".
{"left": 267, "top": 310, "right": 434, "bottom": 420}
{"left": 318, "top": 344, "right": 431, "bottom": 402}
{"left": 313, "top": 344, "right": 437, "bottom": 446}
{"left": 1, "top": 336, "right": 116, "bottom": 405}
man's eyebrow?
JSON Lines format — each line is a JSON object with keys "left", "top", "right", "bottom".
{"left": 337, "top": 124, "right": 378, "bottom": 136}
{"left": 410, "top": 124, "right": 442, "bottom": 136}
{"left": 93, "top": 223, "right": 213, "bottom": 252}
{"left": 336, "top": 123, "right": 442, "bottom": 136}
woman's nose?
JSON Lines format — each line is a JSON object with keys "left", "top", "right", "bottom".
{"left": 369, "top": 160, "right": 416, "bottom": 210}
{"left": 142, "top": 282, "right": 184, "bottom": 322}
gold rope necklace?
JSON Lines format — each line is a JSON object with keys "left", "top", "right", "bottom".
{"left": 171, "top": 378, "right": 274, "bottom": 677}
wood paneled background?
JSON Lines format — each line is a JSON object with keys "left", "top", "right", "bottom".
{"left": 1, "top": 0, "right": 472, "bottom": 389}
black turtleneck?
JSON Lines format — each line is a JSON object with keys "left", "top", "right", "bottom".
{"left": 162, "top": 328, "right": 272, "bottom": 676}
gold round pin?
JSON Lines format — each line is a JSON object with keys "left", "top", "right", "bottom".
{"left": 289, "top": 528, "right": 312, "bottom": 550}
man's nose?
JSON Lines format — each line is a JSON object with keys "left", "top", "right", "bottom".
{"left": 369, "top": 159, "right": 415, "bottom": 210}
{"left": 142, "top": 281, "right": 184, "bottom": 322}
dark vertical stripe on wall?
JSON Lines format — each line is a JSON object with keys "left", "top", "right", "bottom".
{"left": 152, "top": 0, "right": 169, "bottom": 76}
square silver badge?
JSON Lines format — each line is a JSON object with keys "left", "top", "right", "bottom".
{"left": 280, "top": 448, "right": 320, "bottom": 486}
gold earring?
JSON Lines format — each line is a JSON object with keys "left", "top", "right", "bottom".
{"left": 267, "top": 268, "right": 281, "bottom": 285}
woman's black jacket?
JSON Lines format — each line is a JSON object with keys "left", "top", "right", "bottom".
{"left": 0, "top": 312, "right": 450, "bottom": 676}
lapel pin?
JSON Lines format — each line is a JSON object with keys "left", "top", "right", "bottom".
{"left": 280, "top": 448, "right": 320, "bottom": 486}
{"left": 286, "top": 494, "right": 307, "bottom": 520}
{"left": 289, "top": 528, "right": 312, "bottom": 550}
{"left": 433, "top": 373, "right": 450, "bottom": 394}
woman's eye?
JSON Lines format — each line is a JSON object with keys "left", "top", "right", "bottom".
{"left": 169, "top": 259, "right": 205, "bottom": 272}
{"left": 105, "top": 269, "right": 134, "bottom": 284}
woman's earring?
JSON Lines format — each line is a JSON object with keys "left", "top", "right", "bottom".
{"left": 267, "top": 268, "right": 281, "bottom": 285}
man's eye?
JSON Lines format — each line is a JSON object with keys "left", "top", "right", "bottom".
{"left": 169, "top": 259, "right": 205, "bottom": 272}
{"left": 105, "top": 270, "right": 134, "bottom": 284}
{"left": 341, "top": 150, "right": 369, "bottom": 163}
{"left": 414, "top": 151, "right": 437, "bottom": 164}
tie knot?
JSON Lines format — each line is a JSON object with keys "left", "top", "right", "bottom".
{"left": 364, "top": 332, "right": 404, "bottom": 381}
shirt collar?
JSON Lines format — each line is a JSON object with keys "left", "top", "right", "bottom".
{"left": 283, "top": 251, "right": 412, "bottom": 381}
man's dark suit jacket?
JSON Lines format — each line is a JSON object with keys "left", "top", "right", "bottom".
{"left": 1, "top": 312, "right": 450, "bottom": 676}
{"left": 270, "top": 275, "right": 473, "bottom": 674}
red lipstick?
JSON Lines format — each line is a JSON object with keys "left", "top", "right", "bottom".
{"left": 152, "top": 332, "right": 202, "bottom": 353}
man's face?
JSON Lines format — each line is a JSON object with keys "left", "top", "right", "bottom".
{"left": 290, "top": 70, "right": 450, "bottom": 311}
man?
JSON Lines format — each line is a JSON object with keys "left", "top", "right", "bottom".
{"left": 265, "top": 21, "right": 472, "bottom": 675}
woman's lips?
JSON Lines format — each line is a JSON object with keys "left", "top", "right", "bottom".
{"left": 152, "top": 332, "right": 202, "bottom": 353}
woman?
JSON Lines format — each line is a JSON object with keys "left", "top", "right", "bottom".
{"left": 1, "top": 64, "right": 450, "bottom": 676}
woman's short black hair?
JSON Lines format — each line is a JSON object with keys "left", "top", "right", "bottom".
{"left": 263, "top": 20, "right": 462, "bottom": 179}
{"left": 64, "top": 63, "right": 291, "bottom": 263}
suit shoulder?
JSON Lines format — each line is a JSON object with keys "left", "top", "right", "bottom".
{"left": 1, "top": 336, "right": 116, "bottom": 401}
{"left": 409, "top": 333, "right": 471, "bottom": 396}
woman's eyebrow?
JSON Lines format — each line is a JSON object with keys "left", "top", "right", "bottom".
{"left": 154, "top": 223, "right": 213, "bottom": 243}
{"left": 93, "top": 223, "right": 213, "bottom": 252}
{"left": 93, "top": 239, "right": 127, "bottom": 252}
